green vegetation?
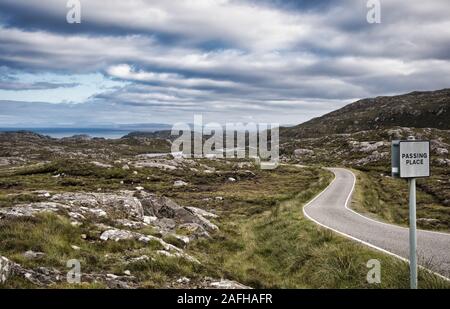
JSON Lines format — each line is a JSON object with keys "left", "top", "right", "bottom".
{"left": 189, "top": 167, "right": 449, "bottom": 288}
{"left": 0, "top": 148, "right": 448, "bottom": 288}
{"left": 0, "top": 212, "right": 205, "bottom": 288}
{"left": 282, "top": 126, "right": 450, "bottom": 232}
{"left": 351, "top": 169, "right": 450, "bottom": 232}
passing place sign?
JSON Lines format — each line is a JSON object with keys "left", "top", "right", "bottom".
{"left": 399, "top": 141, "right": 430, "bottom": 178}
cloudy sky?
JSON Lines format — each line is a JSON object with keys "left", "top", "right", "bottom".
{"left": 0, "top": 0, "right": 449, "bottom": 127}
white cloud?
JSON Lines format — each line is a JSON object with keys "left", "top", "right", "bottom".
{"left": 107, "top": 64, "right": 239, "bottom": 89}
{"left": 0, "top": 0, "right": 450, "bottom": 125}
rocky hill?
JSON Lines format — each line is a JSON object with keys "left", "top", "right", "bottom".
{"left": 0, "top": 131, "right": 333, "bottom": 288}
{"left": 0, "top": 128, "right": 448, "bottom": 287}
{"left": 280, "top": 88, "right": 450, "bottom": 139}
{"left": 280, "top": 88, "right": 450, "bottom": 232}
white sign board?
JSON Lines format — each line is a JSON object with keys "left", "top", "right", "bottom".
{"left": 399, "top": 141, "right": 430, "bottom": 178}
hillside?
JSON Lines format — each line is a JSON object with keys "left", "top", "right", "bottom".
{"left": 280, "top": 89, "right": 450, "bottom": 232}
{"left": 122, "top": 130, "right": 173, "bottom": 140}
{"left": 281, "top": 88, "right": 450, "bottom": 139}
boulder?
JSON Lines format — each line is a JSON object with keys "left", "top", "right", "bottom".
{"left": 185, "top": 206, "right": 218, "bottom": 218}
{"left": 436, "top": 158, "right": 450, "bottom": 166}
{"left": 143, "top": 216, "right": 157, "bottom": 224}
{"left": 23, "top": 250, "right": 46, "bottom": 260}
{"left": 177, "top": 223, "right": 211, "bottom": 240}
{"left": 0, "top": 202, "right": 65, "bottom": 218}
{"left": 0, "top": 256, "right": 13, "bottom": 284}
{"left": 100, "top": 229, "right": 136, "bottom": 242}
{"left": 156, "top": 250, "right": 200, "bottom": 264}
{"left": 153, "top": 218, "right": 177, "bottom": 231}
{"left": 139, "top": 194, "right": 218, "bottom": 231}
{"left": 435, "top": 147, "right": 448, "bottom": 155}
{"left": 140, "top": 194, "right": 190, "bottom": 220}
{"left": 51, "top": 191, "right": 144, "bottom": 220}
{"left": 193, "top": 214, "right": 218, "bottom": 231}
{"left": 99, "top": 228, "right": 182, "bottom": 253}
{"left": 0, "top": 256, "right": 62, "bottom": 286}
{"left": 294, "top": 148, "right": 314, "bottom": 157}
{"left": 174, "top": 180, "right": 188, "bottom": 187}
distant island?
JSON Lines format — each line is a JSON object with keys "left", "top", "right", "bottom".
{"left": 0, "top": 124, "right": 172, "bottom": 139}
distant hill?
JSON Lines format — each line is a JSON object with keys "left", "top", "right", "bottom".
{"left": 281, "top": 88, "right": 450, "bottom": 139}
{"left": 122, "top": 130, "right": 173, "bottom": 140}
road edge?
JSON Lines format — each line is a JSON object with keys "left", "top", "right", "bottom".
{"left": 302, "top": 167, "right": 450, "bottom": 282}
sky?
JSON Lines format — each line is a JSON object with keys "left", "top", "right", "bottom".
{"left": 0, "top": 0, "right": 449, "bottom": 127}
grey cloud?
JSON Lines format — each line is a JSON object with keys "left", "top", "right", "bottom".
{"left": 0, "top": 0, "right": 450, "bottom": 125}
{"left": 0, "top": 81, "right": 79, "bottom": 90}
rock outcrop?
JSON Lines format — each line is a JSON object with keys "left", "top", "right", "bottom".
{"left": 0, "top": 190, "right": 219, "bottom": 237}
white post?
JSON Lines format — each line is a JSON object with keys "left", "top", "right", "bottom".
{"left": 408, "top": 177, "right": 417, "bottom": 289}
{"left": 407, "top": 135, "right": 418, "bottom": 289}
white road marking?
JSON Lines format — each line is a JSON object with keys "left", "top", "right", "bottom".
{"left": 302, "top": 167, "right": 450, "bottom": 282}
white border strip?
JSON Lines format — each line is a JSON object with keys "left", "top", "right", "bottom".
{"left": 302, "top": 168, "right": 450, "bottom": 282}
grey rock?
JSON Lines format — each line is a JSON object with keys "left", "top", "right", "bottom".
{"left": 294, "top": 148, "right": 314, "bottom": 157}
{"left": 126, "top": 255, "right": 150, "bottom": 264}
{"left": 153, "top": 218, "right": 177, "bottom": 231}
{"left": 91, "top": 161, "right": 113, "bottom": 168}
{"left": 139, "top": 193, "right": 218, "bottom": 231}
{"left": 99, "top": 229, "right": 138, "bottom": 242}
{"left": 23, "top": 250, "right": 45, "bottom": 260}
{"left": 193, "top": 213, "right": 218, "bottom": 231}
{"left": 178, "top": 223, "right": 211, "bottom": 240}
{"left": 435, "top": 147, "right": 448, "bottom": 155}
{"left": 0, "top": 256, "right": 12, "bottom": 284}
{"left": 99, "top": 228, "right": 183, "bottom": 253}
{"left": 143, "top": 215, "right": 157, "bottom": 224}
{"left": 174, "top": 180, "right": 188, "bottom": 187}
{"left": 0, "top": 202, "right": 66, "bottom": 218}
{"left": 177, "top": 276, "right": 191, "bottom": 284}
{"left": 417, "top": 218, "right": 440, "bottom": 224}
{"left": 185, "top": 206, "right": 218, "bottom": 218}
{"left": 1, "top": 256, "right": 61, "bottom": 286}
{"left": 115, "top": 218, "right": 145, "bottom": 229}
{"left": 436, "top": 158, "right": 450, "bottom": 166}
{"left": 156, "top": 250, "right": 200, "bottom": 264}
{"left": 209, "top": 279, "right": 251, "bottom": 289}
{"left": 134, "top": 161, "right": 177, "bottom": 170}
{"left": 51, "top": 191, "right": 144, "bottom": 220}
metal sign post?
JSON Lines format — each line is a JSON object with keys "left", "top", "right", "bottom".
{"left": 408, "top": 176, "right": 417, "bottom": 289}
{"left": 391, "top": 136, "right": 430, "bottom": 289}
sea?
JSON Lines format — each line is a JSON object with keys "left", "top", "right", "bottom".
{"left": 0, "top": 128, "right": 143, "bottom": 139}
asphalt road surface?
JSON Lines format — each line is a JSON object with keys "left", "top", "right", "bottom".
{"left": 303, "top": 168, "right": 450, "bottom": 279}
